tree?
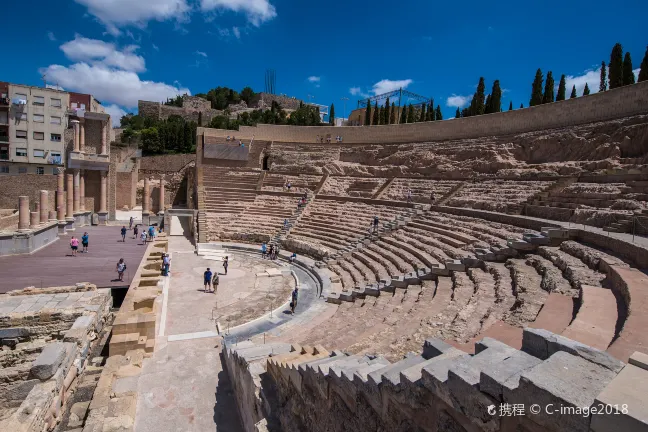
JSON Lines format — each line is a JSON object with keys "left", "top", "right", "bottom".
{"left": 240, "top": 86, "right": 255, "bottom": 104}
{"left": 599, "top": 61, "right": 607, "bottom": 92}
{"left": 623, "top": 52, "right": 636, "bottom": 85}
{"left": 390, "top": 102, "right": 396, "bottom": 124}
{"left": 372, "top": 101, "right": 379, "bottom": 125}
{"left": 484, "top": 94, "right": 492, "bottom": 114}
{"left": 140, "top": 128, "right": 160, "bottom": 154}
{"left": 455, "top": 107, "right": 461, "bottom": 118}
{"left": 520, "top": 103, "right": 524, "bottom": 109}
{"left": 329, "top": 103, "right": 335, "bottom": 125}
{"left": 468, "top": 77, "right": 486, "bottom": 116}
{"left": 542, "top": 71, "right": 555, "bottom": 104}
{"left": 583, "top": 83, "right": 590, "bottom": 96}
{"left": 400, "top": 104, "right": 407, "bottom": 124}
{"left": 557, "top": 74, "right": 567, "bottom": 101}
{"left": 509, "top": 101, "right": 513, "bottom": 111}
{"left": 419, "top": 102, "right": 426, "bottom": 122}
{"left": 197, "top": 111, "right": 203, "bottom": 127}
{"left": 609, "top": 43, "right": 624, "bottom": 89}
{"left": 435, "top": 105, "right": 442, "bottom": 121}
{"left": 378, "top": 105, "right": 384, "bottom": 125}
{"left": 639, "top": 46, "right": 648, "bottom": 82}
{"left": 530, "top": 68, "right": 544, "bottom": 106}
{"left": 384, "top": 97, "right": 391, "bottom": 124}
{"left": 570, "top": 85, "right": 577, "bottom": 99}
{"left": 364, "top": 99, "right": 372, "bottom": 125}
{"left": 489, "top": 80, "right": 502, "bottom": 113}
{"left": 407, "top": 104, "right": 415, "bottom": 123}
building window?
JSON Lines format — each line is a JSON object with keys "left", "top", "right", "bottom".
{"left": 33, "top": 96, "right": 45, "bottom": 105}
{"left": 50, "top": 116, "right": 61, "bottom": 125}
{"left": 18, "top": 167, "right": 27, "bottom": 174}
{"left": 16, "top": 130, "right": 27, "bottom": 139}
{"left": 51, "top": 98, "right": 62, "bottom": 107}
{"left": 33, "top": 114, "right": 45, "bottom": 123}
{"left": 16, "top": 148, "right": 27, "bottom": 157}
{"left": 0, "top": 148, "right": 8, "bottom": 160}
{"left": 34, "top": 131, "right": 44, "bottom": 140}
{"left": 50, "top": 133, "right": 61, "bottom": 142}
{"left": 18, "top": 112, "right": 27, "bottom": 121}
{"left": 36, "top": 166, "right": 45, "bottom": 175}
{"left": 0, "top": 166, "right": 9, "bottom": 174}
{"left": 34, "top": 149, "right": 45, "bottom": 158}
{"left": 15, "top": 93, "right": 27, "bottom": 103}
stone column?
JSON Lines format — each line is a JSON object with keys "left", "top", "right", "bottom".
{"left": 98, "top": 171, "right": 108, "bottom": 225}
{"left": 73, "top": 169, "right": 81, "bottom": 214}
{"left": 18, "top": 196, "right": 29, "bottom": 230}
{"left": 49, "top": 210, "right": 57, "bottom": 222}
{"left": 100, "top": 121, "right": 107, "bottom": 155}
{"left": 80, "top": 170, "right": 85, "bottom": 212}
{"left": 34, "top": 202, "right": 40, "bottom": 222}
{"left": 71, "top": 120, "right": 80, "bottom": 152}
{"left": 158, "top": 179, "right": 165, "bottom": 214}
{"left": 66, "top": 172, "right": 74, "bottom": 219}
{"left": 56, "top": 169, "right": 65, "bottom": 222}
{"left": 80, "top": 122, "right": 85, "bottom": 152}
{"left": 30, "top": 211, "right": 39, "bottom": 229}
{"left": 143, "top": 178, "right": 150, "bottom": 214}
{"left": 39, "top": 190, "right": 48, "bottom": 223}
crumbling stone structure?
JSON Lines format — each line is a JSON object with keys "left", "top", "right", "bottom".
{"left": 138, "top": 95, "right": 222, "bottom": 125}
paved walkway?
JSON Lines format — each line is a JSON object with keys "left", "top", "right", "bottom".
{"left": 0, "top": 225, "right": 147, "bottom": 293}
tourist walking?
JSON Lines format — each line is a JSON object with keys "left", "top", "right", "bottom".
{"left": 268, "top": 244, "right": 274, "bottom": 260}
{"left": 140, "top": 230, "right": 147, "bottom": 244}
{"left": 212, "top": 272, "right": 220, "bottom": 294}
{"left": 121, "top": 226, "right": 127, "bottom": 242}
{"left": 69, "top": 236, "right": 79, "bottom": 257}
{"left": 81, "top": 232, "right": 89, "bottom": 253}
{"left": 223, "top": 256, "right": 229, "bottom": 275}
{"left": 129, "top": 216, "right": 134, "bottom": 229}
{"left": 116, "top": 258, "right": 126, "bottom": 282}
{"left": 290, "top": 286, "right": 299, "bottom": 314}
{"left": 261, "top": 242, "right": 267, "bottom": 259}
{"left": 162, "top": 254, "right": 170, "bottom": 276}
{"left": 407, "top": 189, "right": 412, "bottom": 203}
{"left": 148, "top": 225, "right": 156, "bottom": 243}
{"left": 373, "top": 215, "right": 379, "bottom": 233}
{"left": 274, "top": 245, "right": 280, "bottom": 260}
{"left": 133, "top": 225, "right": 139, "bottom": 239}
{"left": 204, "top": 268, "right": 213, "bottom": 292}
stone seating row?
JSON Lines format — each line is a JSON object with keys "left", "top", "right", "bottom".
{"left": 380, "top": 178, "right": 460, "bottom": 202}
{"left": 319, "top": 176, "right": 387, "bottom": 198}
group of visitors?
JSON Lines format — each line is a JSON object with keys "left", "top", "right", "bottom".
{"left": 68, "top": 232, "right": 90, "bottom": 257}
{"left": 315, "top": 135, "right": 343, "bottom": 143}
{"left": 261, "top": 242, "right": 280, "bottom": 260}
{"left": 202, "top": 256, "right": 228, "bottom": 292}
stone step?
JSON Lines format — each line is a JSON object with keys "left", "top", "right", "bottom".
{"left": 561, "top": 285, "right": 617, "bottom": 351}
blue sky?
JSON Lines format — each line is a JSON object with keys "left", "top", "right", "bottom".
{"left": 4, "top": 0, "right": 647, "bottom": 125}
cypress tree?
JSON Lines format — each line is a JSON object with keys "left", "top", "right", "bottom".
{"left": 490, "top": 80, "right": 502, "bottom": 112}
{"left": 435, "top": 105, "right": 442, "bottom": 121}
{"left": 390, "top": 102, "right": 396, "bottom": 124}
{"left": 407, "top": 104, "right": 415, "bottom": 123}
{"left": 484, "top": 94, "right": 492, "bottom": 114}
{"left": 419, "top": 103, "right": 426, "bottom": 122}
{"left": 583, "top": 83, "right": 590, "bottom": 96}
{"left": 530, "top": 68, "right": 544, "bottom": 106}
{"left": 639, "top": 46, "right": 648, "bottom": 82}
{"left": 570, "top": 85, "right": 577, "bottom": 99}
{"left": 379, "top": 105, "right": 385, "bottom": 125}
{"left": 329, "top": 103, "right": 335, "bottom": 125}
{"left": 461, "top": 108, "right": 469, "bottom": 117}
{"left": 609, "top": 43, "right": 624, "bottom": 89}
{"left": 556, "top": 74, "right": 566, "bottom": 101}
{"left": 364, "top": 99, "right": 371, "bottom": 125}
{"left": 623, "top": 52, "right": 636, "bottom": 85}
{"left": 384, "top": 97, "right": 390, "bottom": 124}
{"left": 455, "top": 107, "right": 461, "bottom": 118}
{"left": 471, "top": 77, "right": 486, "bottom": 115}
{"left": 508, "top": 101, "right": 513, "bottom": 111}
{"left": 372, "top": 101, "right": 379, "bottom": 125}
{"left": 400, "top": 104, "right": 407, "bottom": 124}
{"left": 542, "top": 71, "right": 555, "bottom": 104}
{"left": 599, "top": 61, "right": 607, "bottom": 92}
{"left": 520, "top": 103, "right": 524, "bottom": 109}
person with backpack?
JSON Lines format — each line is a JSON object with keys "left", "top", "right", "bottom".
{"left": 212, "top": 272, "right": 220, "bottom": 294}
{"left": 116, "top": 259, "right": 127, "bottom": 281}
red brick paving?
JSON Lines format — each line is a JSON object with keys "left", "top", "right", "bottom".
{"left": 0, "top": 226, "right": 147, "bottom": 293}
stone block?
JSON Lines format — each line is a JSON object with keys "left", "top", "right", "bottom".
{"left": 30, "top": 342, "right": 75, "bottom": 381}
{"left": 445, "top": 260, "right": 465, "bottom": 271}
{"left": 5, "top": 379, "right": 40, "bottom": 401}
{"left": 423, "top": 338, "right": 455, "bottom": 359}
{"left": 629, "top": 352, "right": 648, "bottom": 371}
{"left": 479, "top": 350, "right": 542, "bottom": 401}
{"left": 391, "top": 275, "right": 407, "bottom": 288}
{"left": 0, "top": 327, "right": 30, "bottom": 339}
{"left": 404, "top": 271, "right": 419, "bottom": 285}
{"left": 508, "top": 351, "right": 617, "bottom": 432}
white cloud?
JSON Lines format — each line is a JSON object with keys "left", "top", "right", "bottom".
{"left": 446, "top": 94, "right": 471, "bottom": 108}
{"left": 46, "top": 84, "right": 65, "bottom": 91}
{"left": 47, "top": 32, "right": 57, "bottom": 41}
{"left": 195, "top": 50, "right": 208, "bottom": 57}
{"left": 200, "top": 0, "right": 277, "bottom": 26}
{"left": 308, "top": 76, "right": 320, "bottom": 83}
{"left": 152, "top": 43, "right": 159, "bottom": 51}
{"left": 232, "top": 26, "right": 241, "bottom": 39}
{"left": 104, "top": 104, "right": 127, "bottom": 127}
{"left": 40, "top": 63, "right": 190, "bottom": 109}
{"left": 74, "top": 0, "right": 190, "bottom": 35}
{"left": 371, "top": 79, "right": 413, "bottom": 95}
{"left": 563, "top": 67, "right": 602, "bottom": 96}
{"left": 60, "top": 36, "right": 146, "bottom": 72}
{"left": 349, "top": 87, "right": 361, "bottom": 95}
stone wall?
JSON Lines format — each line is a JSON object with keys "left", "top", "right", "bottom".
{"left": 138, "top": 154, "right": 196, "bottom": 210}
{"left": 139, "top": 154, "right": 196, "bottom": 172}
{"left": 251, "top": 92, "right": 303, "bottom": 110}
{"left": 138, "top": 99, "right": 221, "bottom": 125}
{"left": 0, "top": 174, "right": 58, "bottom": 210}
{"left": 0, "top": 212, "right": 18, "bottom": 230}
{"left": 116, "top": 171, "right": 137, "bottom": 210}
{"left": 202, "top": 81, "right": 648, "bottom": 143}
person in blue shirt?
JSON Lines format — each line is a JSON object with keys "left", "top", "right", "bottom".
{"left": 289, "top": 252, "right": 297, "bottom": 263}
{"left": 261, "top": 242, "right": 267, "bottom": 259}
{"left": 148, "top": 225, "right": 155, "bottom": 242}
{"left": 204, "top": 268, "right": 213, "bottom": 293}
{"left": 120, "top": 226, "right": 127, "bottom": 242}
{"left": 290, "top": 286, "right": 299, "bottom": 314}
{"left": 81, "top": 232, "right": 89, "bottom": 253}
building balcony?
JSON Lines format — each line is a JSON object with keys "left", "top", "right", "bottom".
{"left": 0, "top": 97, "right": 9, "bottom": 107}
{"left": 67, "top": 151, "right": 110, "bottom": 170}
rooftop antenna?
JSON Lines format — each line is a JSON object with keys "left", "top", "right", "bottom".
{"left": 41, "top": 74, "right": 47, "bottom": 88}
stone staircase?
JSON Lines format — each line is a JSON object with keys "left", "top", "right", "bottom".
{"left": 436, "top": 181, "right": 466, "bottom": 205}
{"left": 223, "top": 329, "right": 646, "bottom": 432}
{"left": 270, "top": 194, "right": 313, "bottom": 247}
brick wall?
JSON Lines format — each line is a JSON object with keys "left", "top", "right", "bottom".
{"left": 0, "top": 174, "right": 57, "bottom": 209}
{"left": 116, "top": 171, "right": 137, "bottom": 210}
{"left": 201, "top": 81, "right": 648, "bottom": 143}
{"left": 139, "top": 154, "right": 196, "bottom": 172}
{"left": 138, "top": 154, "right": 196, "bottom": 210}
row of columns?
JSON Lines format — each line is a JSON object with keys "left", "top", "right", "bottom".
{"left": 141, "top": 177, "right": 165, "bottom": 216}
{"left": 18, "top": 191, "right": 57, "bottom": 231}
{"left": 71, "top": 119, "right": 108, "bottom": 155}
